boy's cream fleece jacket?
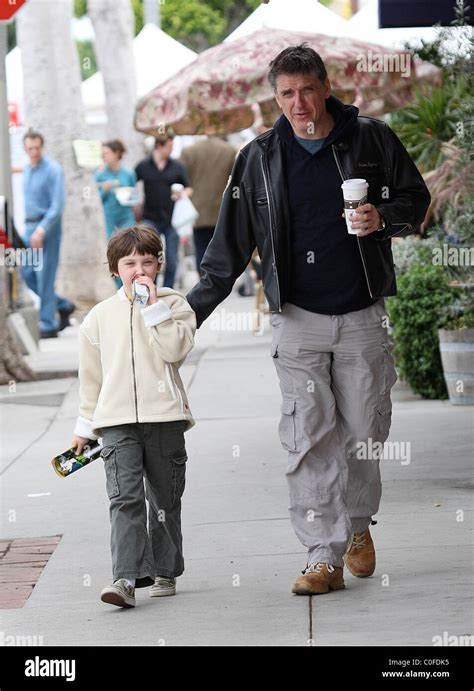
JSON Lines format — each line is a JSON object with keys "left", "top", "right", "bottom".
{"left": 74, "top": 287, "right": 196, "bottom": 440}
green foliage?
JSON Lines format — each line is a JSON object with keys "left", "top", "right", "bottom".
{"left": 74, "top": 0, "right": 87, "bottom": 18}
{"left": 76, "top": 40, "right": 97, "bottom": 80}
{"left": 392, "top": 236, "right": 438, "bottom": 275}
{"left": 443, "top": 300, "right": 474, "bottom": 330}
{"left": 390, "top": 77, "right": 469, "bottom": 173}
{"left": 392, "top": 1, "right": 473, "bottom": 174}
{"left": 408, "top": 0, "right": 472, "bottom": 80}
{"left": 131, "top": 0, "right": 144, "bottom": 35}
{"left": 387, "top": 263, "right": 457, "bottom": 399}
{"left": 160, "top": 0, "right": 225, "bottom": 51}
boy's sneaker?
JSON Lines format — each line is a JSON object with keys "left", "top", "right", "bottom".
{"left": 292, "top": 562, "right": 345, "bottom": 595}
{"left": 149, "top": 576, "right": 176, "bottom": 597}
{"left": 100, "top": 579, "right": 135, "bottom": 608}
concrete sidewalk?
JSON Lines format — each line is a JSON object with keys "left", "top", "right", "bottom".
{"left": 0, "top": 292, "right": 472, "bottom": 646}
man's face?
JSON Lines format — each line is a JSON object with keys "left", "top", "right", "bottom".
{"left": 24, "top": 137, "right": 43, "bottom": 165}
{"left": 156, "top": 138, "right": 173, "bottom": 160}
{"left": 274, "top": 73, "right": 331, "bottom": 138}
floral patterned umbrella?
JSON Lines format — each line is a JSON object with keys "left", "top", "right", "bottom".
{"left": 134, "top": 28, "right": 440, "bottom": 136}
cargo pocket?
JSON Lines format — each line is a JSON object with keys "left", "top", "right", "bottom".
{"left": 101, "top": 446, "right": 120, "bottom": 499}
{"left": 376, "top": 342, "right": 397, "bottom": 443}
{"left": 171, "top": 447, "right": 187, "bottom": 503}
{"left": 278, "top": 397, "right": 299, "bottom": 452}
{"left": 376, "top": 397, "right": 392, "bottom": 443}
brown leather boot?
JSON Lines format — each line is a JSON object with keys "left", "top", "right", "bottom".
{"left": 344, "top": 528, "right": 376, "bottom": 577}
{"left": 292, "top": 562, "right": 345, "bottom": 595}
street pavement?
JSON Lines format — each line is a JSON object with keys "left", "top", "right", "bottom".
{"left": 0, "top": 292, "right": 472, "bottom": 646}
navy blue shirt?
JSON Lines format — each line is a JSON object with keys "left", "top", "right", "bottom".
{"left": 274, "top": 103, "right": 375, "bottom": 315}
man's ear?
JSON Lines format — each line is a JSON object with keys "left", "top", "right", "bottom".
{"left": 324, "top": 77, "right": 331, "bottom": 99}
{"left": 274, "top": 91, "right": 282, "bottom": 111}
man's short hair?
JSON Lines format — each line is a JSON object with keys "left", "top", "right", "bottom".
{"left": 154, "top": 129, "right": 175, "bottom": 148}
{"left": 268, "top": 44, "right": 328, "bottom": 90}
{"left": 23, "top": 129, "right": 44, "bottom": 146}
{"left": 107, "top": 224, "right": 164, "bottom": 274}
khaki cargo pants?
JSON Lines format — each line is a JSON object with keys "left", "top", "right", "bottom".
{"left": 270, "top": 299, "right": 397, "bottom": 568}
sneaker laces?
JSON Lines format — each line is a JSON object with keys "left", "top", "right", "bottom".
{"left": 303, "top": 562, "right": 335, "bottom": 575}
{"left": 155, "top": 576, "right": 175, "bottom": 586}
{"left": 115, "top": 579, "right": 134, "bottom": 594}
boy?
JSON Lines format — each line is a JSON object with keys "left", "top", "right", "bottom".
{"left": 72, "top": 224, "right": 196, "bottom": 608}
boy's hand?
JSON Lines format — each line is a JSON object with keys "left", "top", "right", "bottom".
{"left": 135, "top": 275, "right": 158, "bottom": 305}
{"left": 72, "top": 435, "right": 89, "bottom": 455}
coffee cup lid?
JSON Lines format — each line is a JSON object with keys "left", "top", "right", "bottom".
{"left": 341, "top": 178, "right": 368, "bottom": 187}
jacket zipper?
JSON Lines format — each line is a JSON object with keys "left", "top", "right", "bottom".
{"left": 260, "top": 153, "right": 282, "bottom": 311}
{"left": 130, "top": 301, "right": 139, "bottom": 422}
{"left": 332, "top": 145, "right": 374, "bottom": 299}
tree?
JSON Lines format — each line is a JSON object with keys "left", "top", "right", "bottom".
{"left": 88, "top": 0, "right": 144, "bottom": 166}
{"left": 77, "top": 0, "right": 293, "bottom": 50}
{"left": 0, "top": 332, "right": 34, "bottom": 383}
{"left": 17, "top": 0, "right": 114, "bottom": 309}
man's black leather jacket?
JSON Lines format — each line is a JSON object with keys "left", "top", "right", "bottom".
{"left": 187, "top": 99, "right": 431, "bottom": 327}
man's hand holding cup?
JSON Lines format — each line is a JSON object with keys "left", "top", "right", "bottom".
{"left": 341, "top": 178, "right": 383, "bottom": 236}
{"left": 349, "top": 203, "right": 383, "bottom": 237}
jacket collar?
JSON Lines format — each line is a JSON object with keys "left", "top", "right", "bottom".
{"left": 118, "top": 286, "right": 130, "bottom": 302}
{"left": 256, "top": 95, "right": 358, "bottom": 154}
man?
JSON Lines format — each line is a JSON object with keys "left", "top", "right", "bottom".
{"left": 22, "top": 130, "right": 75, "bottom": 338}
{"left": 180, "top": 136, "right": 236, "bottom": 275}
{"left": 187, "top": 45, "right": 430, "bottom": 595}
{"left": 135, "top": 132, "right": 193, "bottom": 288}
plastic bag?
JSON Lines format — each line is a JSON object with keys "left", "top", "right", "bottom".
{"left": 171, "top": 195, "right": 199, "bottom": 229}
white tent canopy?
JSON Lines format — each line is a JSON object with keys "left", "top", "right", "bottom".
{"left": 81, "top": 23, "right": 197, "bottom": 122}
{"left": 225, "top": 0, "right": 351, "bottom": 42}
{"left": 6, "top": 23, "right": 197, "bottom": 126}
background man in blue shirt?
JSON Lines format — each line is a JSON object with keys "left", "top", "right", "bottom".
{"left": 22, "top": 130, "right": 75, "bottom": 338}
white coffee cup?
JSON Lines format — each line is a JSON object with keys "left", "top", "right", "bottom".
{"left": 341, "top": 178, "right": 369, "bottom": 234}
{"left": 171, "top": 183, "right": 184, "bottom": 200}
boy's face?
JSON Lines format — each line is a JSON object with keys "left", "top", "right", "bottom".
{"left": 115, "top": 251, "right": 161, "bottom": 294}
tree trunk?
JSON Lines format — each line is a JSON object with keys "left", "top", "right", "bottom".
{"left": 0, "top": 267, "right": 34, "bottom": 384}
{"left": 88, "top": 0, "right": 144, "bottom": 168}
{"left": 17, "top": 0, "right": 114, "bottom": 311}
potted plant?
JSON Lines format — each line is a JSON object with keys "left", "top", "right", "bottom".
{"left": 438, "top": 288, "right": 474, "bottom": 405}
